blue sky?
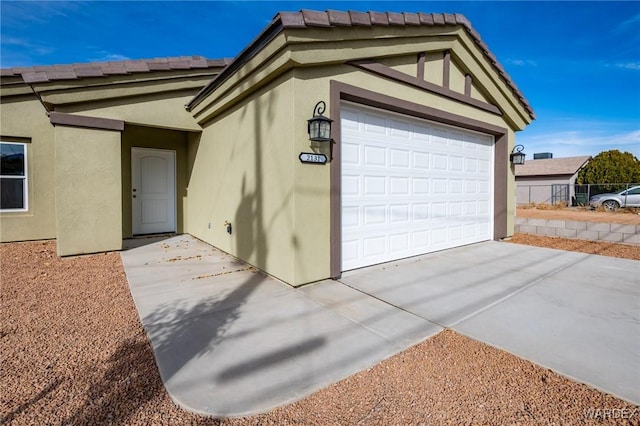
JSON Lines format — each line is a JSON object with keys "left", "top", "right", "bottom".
{"left": 1, "top": 1, "right": 639, "bottom": 159}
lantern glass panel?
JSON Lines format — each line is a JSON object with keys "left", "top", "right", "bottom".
{"left": 319, "top": 121, "right": 331, "bottom": 139}
{"left": 309, "top": 121, "right": 320, "bottom": 139}
{"left": 512, "top": 153, "right": 525, "bottom": 165}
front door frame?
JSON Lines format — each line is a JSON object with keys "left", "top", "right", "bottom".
{"left": 131, "top": 147, "right": 177, "bottom": 235}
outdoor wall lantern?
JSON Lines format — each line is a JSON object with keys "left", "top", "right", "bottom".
{"left": 510, "top": 144, "right": 526, "bottom": 165}
{"left": 307, "top": 101, "right": 333, "bottom": 143}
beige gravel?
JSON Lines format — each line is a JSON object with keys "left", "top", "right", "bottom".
{"left": 2, "top": 240, "right": 639, "bottom": 425}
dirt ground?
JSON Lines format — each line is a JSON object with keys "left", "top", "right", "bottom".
{"left": 517, "top": 206, "right": 640, "bottom": 225}
{"left": 508, "top": 234, "right": 640, "bottom": 260}
{"left": 2, "top": 239, "right": 639, "bottom": 425}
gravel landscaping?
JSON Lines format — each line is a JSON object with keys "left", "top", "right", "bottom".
{"left": 2, "top": 239, "right": 638, "bottom": 425}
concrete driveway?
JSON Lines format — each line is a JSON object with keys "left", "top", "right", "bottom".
{"left": 340, "top": 241, "right": 640, "bottom": 406}
{"left": 121, "top": 236, "right": 639, "bottom": 417}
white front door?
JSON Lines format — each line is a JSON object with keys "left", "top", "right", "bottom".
{"left": 341, "top": 103, "right": 494, "bottom": 271}
{"left": 132, "top": 148, "right": 176, "bottom": 235}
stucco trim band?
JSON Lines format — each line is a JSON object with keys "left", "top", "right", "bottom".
{"left": 49, "top": 112, "right": 125, "bottom": 132}
{"left": 348, "top": 60, "right": 502, "bottom": 116}
{"left": 329, "top": 80, "right": 509, "bottom": 278}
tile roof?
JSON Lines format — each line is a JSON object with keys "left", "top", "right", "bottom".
{"left": 1, "top": 56, "right": 231, "bottom": 84}
{"left": 515, "top": 156, "right": 591, "bottom": 177}
{"left": 279, "top": 10, "right": 534, "bottom": 119}
{"left": 188, "top": 10, "right": 535, "bottom": 119}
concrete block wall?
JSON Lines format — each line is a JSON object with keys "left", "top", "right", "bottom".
{"left": 515, "top": 217, "right": 640, "bottom": 246}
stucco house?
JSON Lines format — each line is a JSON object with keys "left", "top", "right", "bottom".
{"left": 515, "top": 156, "right": 591, "bottom": 205}
{"left": 1, "top": 10, "right": 534, "bottom": 286}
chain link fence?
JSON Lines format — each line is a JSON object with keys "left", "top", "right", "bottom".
{"left": 516, "top": 183, "right": 640, "bottom": 207}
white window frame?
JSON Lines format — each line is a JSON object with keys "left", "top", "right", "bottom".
{"left": 0, "top": 141, "right": 28, "bottom": 212}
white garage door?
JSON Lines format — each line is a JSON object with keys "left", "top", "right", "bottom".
{"left": 341, "top": 103, "right": 494, "bottom": 271}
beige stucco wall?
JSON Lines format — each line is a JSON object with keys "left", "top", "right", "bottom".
{"left": 54, "top": 125, "right": 122, "bottom": 255}
{"left": 0, "top": 96, "right": 57, "bottom": 242}
{"left": 121, "top": 125, "right": 190, "bottom": 238}
{"left": 58, "top": 92, "right": 202, "bottom": 132}
{"left": 188, "top": 58, "right": 519, "bottom": 286}
{"left": 186, "top": 74, "right": 298, "bottom": 284}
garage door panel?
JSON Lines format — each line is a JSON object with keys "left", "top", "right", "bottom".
{"left": 390, "top": 204, "right": 409, "bottom": 223}
{"left": 364, "top": 236, "right": 386, "bottom": 257}
{"left": 413, "top": 204, "right": 429, "bottom": 221}
{"left": 363, "top": 205, "right": 385, "bottom": 225}
{"left": 390, "top": 177, "right": 409, "bottom": 195}
{"left": 390, "top": 233, "right": 410, "bottom": 252}
{"left": 413, "top": 152, "right": 430, "bottom": 169}
{"left": 363, "top": 176, "right": 386, "bottom": 195}
{"left": 390, "top": 149, "right": 410, "bottom": 168}
{"left": 413, "top": 178, "right": 430, "bottom": 194}
{"left": 432, "top": 154, "right": 448, "bottom": 170}
{"left": 341, "top": 104, "right": 494, "bottom": 271}
{"left": 364, "top": 145, "right": 386, "bottom": 166}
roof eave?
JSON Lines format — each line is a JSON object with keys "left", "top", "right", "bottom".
{"left": 186, "top": 15, "right": 285, "bottom": 111}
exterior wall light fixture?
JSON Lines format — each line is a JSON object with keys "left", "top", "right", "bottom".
{"left": 510, "top": 144, "right": 526, "bottom": 165}
{"left": 307, "top": 101, "right": 333, "bottom": 143}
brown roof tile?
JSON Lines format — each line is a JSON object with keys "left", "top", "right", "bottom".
{"left": 515, "top": 156, "right": 591, "bottom": 177}
{"left": 349, "top": 11, "right": 371, "bottom": 26}
{"left": 74, "top": 68, "right": 105, "bottom": 78}
{"left": 10, "top": 67, "right": 36, "bottom": 74}
{"left": 369, "top": 11, "right": 389, "bottom": 26}
{"left": 444, "top": 13, "right": 457, "bottom": 25}
{"left": 0, "top": 69, "right": 17, "bottom": 77}
{"left": 418, "top": 13, "right": 435, "bottom": 25}
{"left": 432, "top": 13, "right": 446, "bottom": 25}
{"left": 147, "top": 61, "right": 172, "bottom": 71}
{"left": 207, "top": 58, "right": 233, "bottom": 67}
{"left": 387, "top": 12, "right": 405, "bottom": 26}
{"left": 279, "top": 11, "right": 307, "bottom": 28}
{"left": 327, "top": 10, "right": 351, "bottom": 26}
{"left": 22, "top": 72, "right": 50, "bottom": 83}
{"left": 124, "top": 61, "right": 151, "bottom": 72}
{"left": 2, "top": 55, "right": 226, "bottom": 85}
{"left": 454, "top": 13, "right": 469, "bottom": 26}
{"left": 302, "top": 9, "right": 331, "bottom": 27}
{"left": 403, "top": 12, "right": 421, "bottom": 26}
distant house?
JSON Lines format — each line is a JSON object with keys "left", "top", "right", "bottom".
{"left": 515, "top": 156, "right": 591, "bottom": 205}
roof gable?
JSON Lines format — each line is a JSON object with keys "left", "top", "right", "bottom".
{"left": 515, "top": 156, "right": 591, "bottom": 177}
{"left": 187, "top": 10, "right": 534, "bottom": 122}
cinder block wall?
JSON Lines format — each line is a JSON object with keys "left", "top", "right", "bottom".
{"left": 515, "top": 217, "right": 639, "bottom": 246}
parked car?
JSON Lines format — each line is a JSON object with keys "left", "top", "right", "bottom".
{"left": 589, "top": 185, "right": 640, "bottom": 211}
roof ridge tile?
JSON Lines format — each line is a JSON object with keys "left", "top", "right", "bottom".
{"left": 327, "top": 10, "right": 351, "bottom": 26}
{"left": 301, "top": 9, "right": 331, "bottom": 27}
{"left": 349, "top": 10, "right": 371, "bottom": 26}
{"left": 369, "top": 11, "right": 389, "bottom": 26}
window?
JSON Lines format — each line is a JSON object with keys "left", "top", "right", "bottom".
{"left": 1, "top": 142, "right": 28, "bottom": 211}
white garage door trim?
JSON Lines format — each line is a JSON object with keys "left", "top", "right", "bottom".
{"left": 341, "top": 102, "right": 494, "bottom": 271}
